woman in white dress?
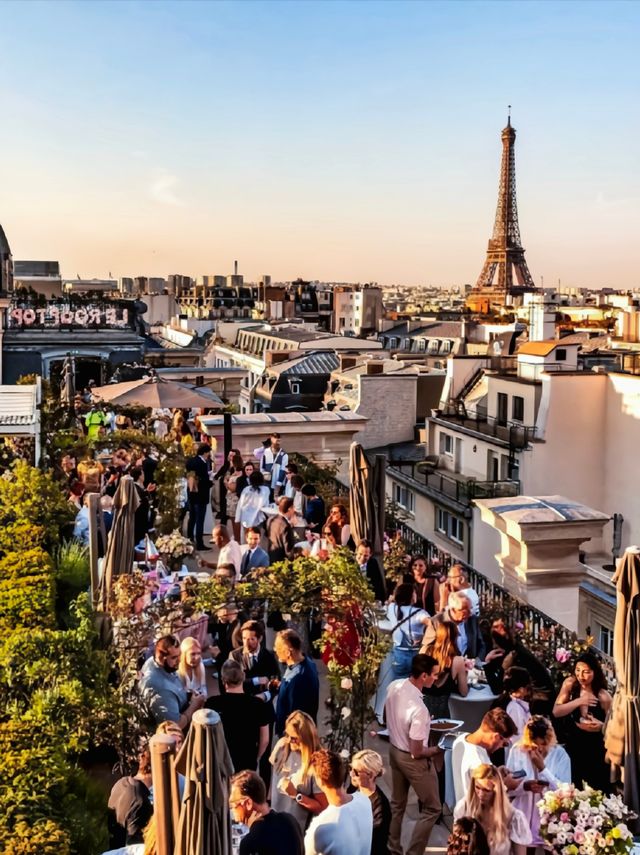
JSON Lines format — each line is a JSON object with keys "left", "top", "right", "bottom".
{"left": 235, "top": 470, "right": 270, "bottom": 531}
{"left": 453, "top": 763, "right": 532, "bottom": 855}
{"left": 373, "top": 582, "right": 429, "bottom": 723}
{"left": 507, "top": 715, "right": 571, "bottom": 849}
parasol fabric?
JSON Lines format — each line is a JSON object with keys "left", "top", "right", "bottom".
{"left": 349, "top": 442, "right": 384, "bottom": 555}
{"left": 91, "top": 377, "right": 224, "bottom": 410}
{"left": 174, "top": 708, "right": 233, "bottom": 855}
{"left": 604, "top": 546, "right": 640, "bottom": 831}
{"left": 98, "top": 475, "right": 139, "bottom": 611}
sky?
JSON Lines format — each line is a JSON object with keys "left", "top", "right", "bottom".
{"left": 0, "top": 0, "right": 639, "bottom": 288}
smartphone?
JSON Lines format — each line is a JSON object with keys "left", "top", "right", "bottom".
{"left": 510, "top": 769, "right": 527, "bottom": 779}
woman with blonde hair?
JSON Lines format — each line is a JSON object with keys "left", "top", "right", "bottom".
{"left": 269, "top": 710, "right": 327, "bottom": 832}
{"left": 178, "top": 637, "right": 207, "bottom": 697}
{"left": 422, "top": 620, "right": 468, "bottom": 718}
{"left": 350, "top": 749, "right": 391, "bottom": 855}
{"left": 507, "top": 715, "right": 571, "bottom": 848}
{"left": 453, "top": 764, "right": 531, "bottom": 855}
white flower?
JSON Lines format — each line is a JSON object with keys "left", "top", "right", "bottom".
{"left": 340, "top": 677, "right": 353, "bottom": 690}
{"left": 341, "top": 706, "right": 351, "bottom": 719}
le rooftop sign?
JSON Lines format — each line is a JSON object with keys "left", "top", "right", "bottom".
{"left": 8, "top": 300, "right": 131, "bottom": 330}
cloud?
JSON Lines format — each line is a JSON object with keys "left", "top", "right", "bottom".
{"left": 149, "top": 169, "right": 185, "bottom": 206}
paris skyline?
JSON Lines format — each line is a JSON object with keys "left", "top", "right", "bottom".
{"left": 1, "top": 0, "right": 639, "bottom": 288}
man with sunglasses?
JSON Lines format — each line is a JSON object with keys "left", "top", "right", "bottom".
{"left": 230, "top": 769, "right": 303, "bottom": 855}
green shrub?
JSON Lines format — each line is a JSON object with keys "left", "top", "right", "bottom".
{"left": 0, "top": 523, "right": 45, "bottom": 557}
{"left": 0, "top": 547, "right": 52, "bottom": 581}
{"left": 53, "top": 540, "right": 89, "bottom": 591}
{"left": 1, "top": 819, "right": 71, "bottom": 855}
{"left": 0, "top": 460, "right": 74, "bottom": 548}
{"left": 0, "top": 575, "right": 55, "bottom": 632}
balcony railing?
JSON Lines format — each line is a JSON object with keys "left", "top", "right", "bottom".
{"left": 395, "top": 521, "right": 617, "bottom": 690}
{"left": 388, "top": 460, "right": 520, "bottom": 505}
{"left": 434, "top": 406, "right": 537, "bottom": 448}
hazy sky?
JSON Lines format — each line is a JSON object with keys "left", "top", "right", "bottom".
{"left": 1, "top": 0, "right": 639, "bottom": 287}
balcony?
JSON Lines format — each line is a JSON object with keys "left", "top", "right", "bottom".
{"left": 388, "top": 460, "right": 520, "bottom": 507}
{"left": 433, "top": 405, "right": 537, "bottom": 448}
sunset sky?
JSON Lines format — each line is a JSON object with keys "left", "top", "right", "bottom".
{"left": 1, "top": 0, "right": 638, "bottom": 288}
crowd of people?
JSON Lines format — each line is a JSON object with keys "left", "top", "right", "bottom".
{"left": 59, "top": 413, "right": 620, "bottom": 855}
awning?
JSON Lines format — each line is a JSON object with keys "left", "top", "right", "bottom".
{"left": 463, "top": 375, "right": 488, "bottom": 405}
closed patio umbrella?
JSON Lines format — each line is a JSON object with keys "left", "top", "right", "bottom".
{"left": 349, "top": 442, "right": 384, "bottom": 555}
{"left": 91, "top": 376, "right": 224, "bottom": 410}
{"left": 98, "top": 475, "right": 140, "bottom": 612}
{"left": 174, "top": 708, "right": 233, "bottom": 855}
{"left": 604, "top": 545, "right": 640, "bottom": 831}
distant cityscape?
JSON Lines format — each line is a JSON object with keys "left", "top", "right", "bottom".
{"left": 2, "top": 116, "right": 640, "bottom": 659}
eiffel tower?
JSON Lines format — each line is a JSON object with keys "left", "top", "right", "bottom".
{"left": 472, "top": 110, "right": 536, "bottom": 303}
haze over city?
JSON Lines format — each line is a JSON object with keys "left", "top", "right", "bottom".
{"left": 1, "top": 0, "right": 639, "bottom": 287}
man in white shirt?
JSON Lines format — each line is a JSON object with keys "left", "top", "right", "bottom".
{"left": 385, "top": 654, "right": 443, "bottom": 855}
{"left": 210, "top": 525, "right": 242, "bottom": 580}
{"left": 304, "top": 748, "right": 372, "bottom": 855}
{"left": 440, "top": 564, "right": 480, "bottom": 616}
{"left": 451, "top": 707, "right": 518, "bottom": 801}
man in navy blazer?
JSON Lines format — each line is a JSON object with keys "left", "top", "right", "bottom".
{"left": 273, "top": 628, "right": 319, "bottom": 736}
{"left": 239, "top": 527, "right": 270, "bottom": 577}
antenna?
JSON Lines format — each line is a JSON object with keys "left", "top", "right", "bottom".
{"left": 507, "top": 104, "right": 511, "bottom": 125}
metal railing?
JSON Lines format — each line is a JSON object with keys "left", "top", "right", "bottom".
{"left": 389, "top": 461, "right": 520, "bottom": 504}
{"left": 435, "top": 407, "right": 537, "bottom": 447}
{"left": 396, "top": 521, "right": 617, "bottom": 689}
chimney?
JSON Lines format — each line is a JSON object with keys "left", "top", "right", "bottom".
{"left": 366, "top": 360, "right": 385, "bottom": 375}
{"left": 234, "top": 260, "right": 238, "bottom": 275}
{"left": 339, "top": 355, "right": 357, "bottom": 372}
{"left": 265, "top": 350, "right": 292, "bottom": 366}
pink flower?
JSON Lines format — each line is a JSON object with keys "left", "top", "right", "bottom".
{"left": 514, "top": 621, "right": 524, "bottom": 631}
{"left": 560, "top": 812, "right": 570, "bottom": 822}
{"left": 574, "top": 830, "right": 585, "bottom": 844}
{"left": 555, "top": 647, "right": 571, "bottom": 663}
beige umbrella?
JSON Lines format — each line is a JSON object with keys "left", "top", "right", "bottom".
{"left": 91, "top": 377, "right": 224, "bottom": 410}
{"left": 98, "top": 475, "right": 140, "bottom": 612}
{"left": 174, "top": 709, "right": 233, "bottom": 855}
{"left": 604, "top": 545, "right": 640, "bottom": 832}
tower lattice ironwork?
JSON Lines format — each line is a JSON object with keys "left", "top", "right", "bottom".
{"left": 474, "top": 113, "right": 536, "bottom": 294}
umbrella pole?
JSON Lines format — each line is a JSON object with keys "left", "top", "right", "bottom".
{"left": 88, "top": 493, "right": 101, "bottom": 608}
{"left": 150, "top": 734, "right": 179, "bottom": 855}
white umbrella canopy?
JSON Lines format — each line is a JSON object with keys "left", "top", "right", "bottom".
{"left": 91, "top": 377, "right": 224, "bottom": 410}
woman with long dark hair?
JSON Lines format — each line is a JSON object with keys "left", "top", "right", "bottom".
{"left": 411, "top": 555, "right": 441, "bottom": 615}
{"left": 421, "top": 620, "right": 468, "bottom": 718}
{"left": 552, "top": 652, "right": 612, "bottom": 791}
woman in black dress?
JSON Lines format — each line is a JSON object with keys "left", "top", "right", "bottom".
{"left": 552, "top": 652, "right": 612, "bottom": 791}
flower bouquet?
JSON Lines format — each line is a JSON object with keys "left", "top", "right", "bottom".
{"left": 539, "top": 784, "right": 636, "bottom": 854}
{"left": 155, "top": 530, "right": 195, "bottom": 571}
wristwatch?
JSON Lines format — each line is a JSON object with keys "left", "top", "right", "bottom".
{"left": 295, "top": 792, "right": 304, "bottom": 804}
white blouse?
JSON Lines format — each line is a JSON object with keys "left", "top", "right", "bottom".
{"left": 507, "top": 743, "right": 571, "bottom": 845}
{"left": 453, "top": 799, "right": 532, "bottom": 855}
{"left": 235, "top": 485, "right": 271, "bottom": 528}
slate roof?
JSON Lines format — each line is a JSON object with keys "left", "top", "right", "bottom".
{"left": 268, "top": 351, "right": 340, "bottom": 376}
